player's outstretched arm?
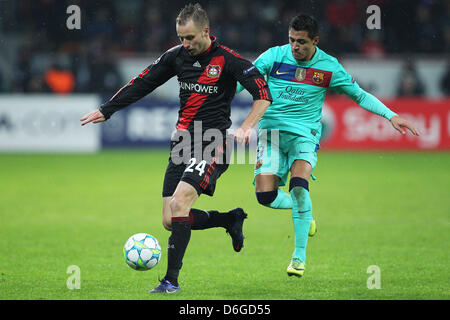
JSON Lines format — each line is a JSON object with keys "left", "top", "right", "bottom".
{"left": 80, "top": 110, "right": 106, "bottom": 126}
{"left": 331, "top": 62, "right": 419, "bottom": 138}
{"left": 234, "top": 99, "right": 271, "bottom": 145}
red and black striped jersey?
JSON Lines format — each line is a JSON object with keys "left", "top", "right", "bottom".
{"left": 100, "top": 36, "right": 272, "bottom": 132}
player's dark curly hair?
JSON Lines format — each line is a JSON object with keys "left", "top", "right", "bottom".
{"left": 289, "top": 14, "right": 319, "bottom": 39}
{"left": 176, "top": 3, "right": 209, "bottom": 28}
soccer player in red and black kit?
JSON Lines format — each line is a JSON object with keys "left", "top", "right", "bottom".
{"left": 81, "top": 3, "right": 272, "bottom": 293}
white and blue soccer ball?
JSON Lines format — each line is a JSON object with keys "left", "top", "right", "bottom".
{"left": 123, "top": 233, "right": 161, "bottom": 271}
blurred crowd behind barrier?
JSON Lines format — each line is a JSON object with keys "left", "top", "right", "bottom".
{"left": 0, "top": 0, "right": 449, "bottom": 97}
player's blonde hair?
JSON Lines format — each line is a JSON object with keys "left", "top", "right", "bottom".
{"left": 176, "top": 3, "right": 209, "bottom": 28}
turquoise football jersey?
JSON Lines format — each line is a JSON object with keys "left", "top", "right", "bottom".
{"left": 237, "top": 45, "right": 397, "bottom": 144}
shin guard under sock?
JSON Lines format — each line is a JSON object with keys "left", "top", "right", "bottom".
{"left": 289, "top": 178, "right": 312, "bottom": 263}
{"left": 165, "top": 218, "right": 191, "bottom": 286}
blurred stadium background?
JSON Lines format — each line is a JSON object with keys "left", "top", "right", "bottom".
{"left": 0, "top": 0, "right": 449, "bottom": 152}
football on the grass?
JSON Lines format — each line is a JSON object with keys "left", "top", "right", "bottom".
{"left": 123, "top": 233, "right": 161, "bottom": 271}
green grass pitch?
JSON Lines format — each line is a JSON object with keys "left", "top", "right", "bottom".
{"left": 0, "top": 150, "right": 449, "bottom": 300}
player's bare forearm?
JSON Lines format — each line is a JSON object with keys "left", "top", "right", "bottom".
{"left": 234, "top": 99, "right": 271, "bottom": 145}
{"left": 241, "top": 99, "right": 271, "bottom": 129}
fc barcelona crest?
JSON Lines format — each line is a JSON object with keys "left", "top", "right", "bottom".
{"left": 295, "top": 68, "right": 306, "bottom": 81}
{"left": 312, "top": 71, "right": 324, "bottom": 84}
{"left": 206, "top": 65, "right": 222, "bottom": 78}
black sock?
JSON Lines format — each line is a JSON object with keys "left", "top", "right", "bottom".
{"left": 165, "top": 218, "right": 191, "bottom": 287}
{"left": 189, "top": 208, "right": 234, "bottom": 230}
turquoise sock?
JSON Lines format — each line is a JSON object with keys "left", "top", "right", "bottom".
{"left": 268, "top": 189, "right": 293, "bottom": 209}
{"left": 290, "top": 186, "right": 312, "bottom": 263}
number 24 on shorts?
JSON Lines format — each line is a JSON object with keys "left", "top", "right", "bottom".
{"left": 185, "top": 158, "right": 207, "bottom": 176}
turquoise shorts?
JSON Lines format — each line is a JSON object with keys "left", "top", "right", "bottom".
{"left": 254, "top": 130, "right": 319, "bottom": 186}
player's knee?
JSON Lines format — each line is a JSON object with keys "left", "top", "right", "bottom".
{"left": 169, "top": 193, "right": 192, "bottom": 217}
{"left": 255, "top": 190, "right": 278, "bottom": 206}
{"left": 169, "top": 196, "right": 183, "bottom": 214}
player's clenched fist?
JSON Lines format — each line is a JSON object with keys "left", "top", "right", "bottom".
{"left": 80, "top": 110, "right": 106, "bottom": 126}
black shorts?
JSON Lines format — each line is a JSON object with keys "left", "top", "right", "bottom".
{"left": 162, "top": 133, "right": 231, "bottom": 197}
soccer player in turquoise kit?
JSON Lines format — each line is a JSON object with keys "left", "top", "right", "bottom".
{"left": 237, "top": 14, "right": 419, "bottom": 277}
